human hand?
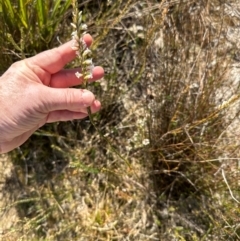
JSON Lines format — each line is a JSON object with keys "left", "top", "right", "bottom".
{"left": 0, "top": 34, "right": 104, "bottom": 154}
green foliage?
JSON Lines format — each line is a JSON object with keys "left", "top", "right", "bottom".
{"left": 0, "top": 0, "right": 71, "bottom": 66}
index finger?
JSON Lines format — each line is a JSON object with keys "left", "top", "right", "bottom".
{"left": 26, "top": 34, "right": 93, "bottom": 74}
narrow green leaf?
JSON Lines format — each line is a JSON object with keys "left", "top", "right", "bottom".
{"left": 51, "top": 0, "right": 62, "bottom": 19}
{"left": 51, "top": 0, "right": 71, "bottom": 19}
{"left": 19, "top": 0, "right": 29, "bottom": 28}
{"left": 36, "top": 0, "right": 46, "bottom": 28}
{"left": 2, "top": 0, "right": 15, "bottom": 26}
{"left": 44, "top": 0, "right": 71, "bottom": 42}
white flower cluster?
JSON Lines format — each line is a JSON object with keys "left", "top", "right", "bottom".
{"left": 71, "top": 10, "right": 94, "bottom": 82}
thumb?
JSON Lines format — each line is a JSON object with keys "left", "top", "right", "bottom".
{"left": 42, "top": 86, "right": 96, "bottom": 113}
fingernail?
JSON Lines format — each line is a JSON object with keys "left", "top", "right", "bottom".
{"left": 94, "top": 100, "right": 101, "bottom": 108}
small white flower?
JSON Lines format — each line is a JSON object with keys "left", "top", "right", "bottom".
{"left": 87, "top": 64, "right": 94, "bottom": 72}
{"left": 71, "top": 40, "right": 79, "bottom": 51}
{"left": 71, "top": 31, "right": 77, "bottom": 37}
{"left": 83, "top": 59, "right": 92, "bottom": 65}
{"left": 80, "top": 39, "right": 87, "bottom": 50}
{"left": 142, "top": 139, "right": 150, "bottom": 146}
{"left": 70, "top": 23, "right": 77, "bottom": 29}
{"left": 81, "top": 24, "right": 88, "bottom": 30}
{"left": 84, "top": 73, "right": 93, "bottom": 80}
{"left": 78, "top": 11, "right": 83, "bottom": 19}
{"left": 77, "top": 12, "right": 83, "bottom": 25}
{"left": 81, "top": 31, "right": 87, "bottom": 37}
{"left": 72, "top": 34, "right": 80, "bottom": 41}
{"left": 82, "top": 48, "right": 91, "bottom": 57}
{"left": 75, "top": 72, "right": 83, "bottom": 79}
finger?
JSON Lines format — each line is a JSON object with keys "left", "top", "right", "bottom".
{"left": 50, "top": 66, "right": 104, "bottom": 88}
{"left": 26, "top": 34, "right": 93, "bottom": 74}
{"left": 42, "top": 87, "right": 96, "bottom": 112}
{"left": 46, "top": 100, "right": 101, "bottom": 123}
{"left": 0, "top": 127, "right": 38, "bottom": 153}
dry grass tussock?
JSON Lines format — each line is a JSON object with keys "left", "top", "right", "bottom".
{"left": 0, "top": 0, "right": 240, "bottom": 240}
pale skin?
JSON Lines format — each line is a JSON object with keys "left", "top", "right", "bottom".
{"left": 0, "top": 34, "right": 104, "bottom": 154}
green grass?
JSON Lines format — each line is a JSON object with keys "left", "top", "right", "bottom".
{"left": 1, "top": 0, "right": 240, "bottom": 240}
{"left": 0, "top": 0, "right": 71, "bottom": 73}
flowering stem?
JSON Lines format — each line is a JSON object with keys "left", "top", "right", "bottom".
{"left": 70, "top": 1, "right": 133, "bottom": 170}
{"left": 70, "top": 2, "right": 95, "bottom": 123}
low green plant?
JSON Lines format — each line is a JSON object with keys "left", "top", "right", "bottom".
{"left": 0, "top": 0, "right": 71, "bottom": 68}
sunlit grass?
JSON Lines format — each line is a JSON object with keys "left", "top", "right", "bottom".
{"left": 0, "top": 0, "right": 71, "bottom": 72}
